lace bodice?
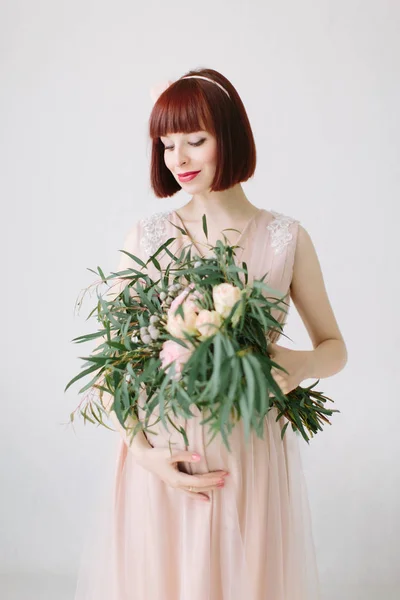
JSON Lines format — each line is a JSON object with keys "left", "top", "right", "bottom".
{"left": 267, "top": 210, "right": 300, "bottom": 255}
{"left": 139, "top": 209, "right": 299, "bottom": 257}
{"left": 140, "top": 210, "right": 173, "bottom": 256}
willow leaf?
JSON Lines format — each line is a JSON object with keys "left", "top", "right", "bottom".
{"left": 210, "top": 334, "right": 222, "bottom": 398}
{"left": 64, "top": 363, "right": 101, "bottom": 392}
{"left": 241, "top": 357, "right": 256, "bottom": 415}
{"left": 280, "top": 421, "right": 289, "bottom": 440}
{"left": 247, "top": 353, "right": 270, "bottom": 415}
{"left": 239, "top": 390, "right": 251, "bottom": 443}
{"left": 202, "top": 214, "right": 208, "bottom": 239}
{"left": 118, "top": 250, "right": 147, "bottom": 268}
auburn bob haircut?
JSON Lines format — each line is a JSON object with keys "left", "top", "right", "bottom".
{"left": 148, "top": 68, "right": 257, "bottom": 198}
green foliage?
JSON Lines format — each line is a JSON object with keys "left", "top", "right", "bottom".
{"left": 66, "top": 215, "right": 339, "bottom": 450}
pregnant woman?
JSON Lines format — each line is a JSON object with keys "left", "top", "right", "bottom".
{"left": 74, "top": 67, "right": 347, "bottom": 600}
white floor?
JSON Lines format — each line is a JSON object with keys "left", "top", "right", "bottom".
{"left": 0, "top": 574, "right": 399, "bottom": 600}
{"left": 0, "top": 573, "right": 75, "bottom": 600}
{"left": 321, "top": 584, "right": 399, "bottom": 600}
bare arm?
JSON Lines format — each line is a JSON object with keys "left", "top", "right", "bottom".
{"left": 290, "top": 224, "right": 348, "bottom": 380}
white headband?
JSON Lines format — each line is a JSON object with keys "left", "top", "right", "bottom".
{"left": 150, "top": 75, "right": 231, "bottom": 104}
{"left": 180, "top": 75, "right": 231, "bottom": 99}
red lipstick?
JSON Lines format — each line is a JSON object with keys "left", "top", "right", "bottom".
{"left": 178, "top": 171, "right": 201, "bottom": 182}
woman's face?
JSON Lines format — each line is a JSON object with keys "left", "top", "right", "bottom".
{"left": 160, "top": 130, "right": 217, "bottom": 191}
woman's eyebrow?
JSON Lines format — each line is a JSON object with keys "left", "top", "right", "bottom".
{"left": 160, "top": 131, "right": 207, "bottom": 143}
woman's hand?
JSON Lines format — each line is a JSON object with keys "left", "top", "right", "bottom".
{"left": 134, "top": 447, "right": 229, "bottom": 503}
{"left": 267, "top": 342, "right": 311, "bottom": 396}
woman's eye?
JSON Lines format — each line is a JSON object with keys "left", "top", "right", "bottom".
{"left": 164, "top": 138, "right": 205, "bottom": 151}
{"left": 191, "top": 138, "right": 206, "bottom": 147}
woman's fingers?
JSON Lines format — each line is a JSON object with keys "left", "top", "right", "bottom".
{"left": 181, "top": 479, "right": 227, "bottom": 502}
{"left": 184, "top": 489, "right": 211, "bottom": 502}
{"left": 178, "top": 470, "right": 228, "bottom": 489}
{"left": 167, "top": 451, "right": 229, "bottom": 502}
{"left": 177, "top": 471, "right": 228, "bottom": 501}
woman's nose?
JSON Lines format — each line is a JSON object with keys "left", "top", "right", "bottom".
{"left": 175, "top": 148, "right": 188, "bottom": 166}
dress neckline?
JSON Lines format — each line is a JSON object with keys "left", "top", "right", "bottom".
{"left": 171, "top": 208, "right": 265, "bottom": 260}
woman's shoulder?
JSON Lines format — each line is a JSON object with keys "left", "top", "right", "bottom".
{"left": 134, "top": 207, "right": 303, "bottom": 257}
{"left": 136, "top": 209, "right": 175, "bottom": 256}
{"left": 264, "top": 208, "right": 301, "bottom": 256}
{"left": 139, "top": 210, "right": 174, "bottom": 230}
{"left": 265, "top": 208, "right": 300, "bottom": 226}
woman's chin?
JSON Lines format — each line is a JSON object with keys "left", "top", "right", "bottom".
{"left": 179, "top": 177, "right": 212, "bottom": 193}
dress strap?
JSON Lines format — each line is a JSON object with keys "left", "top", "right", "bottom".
{"left": 139, "top": 210, "right": 173, "bottom": 256}
{"left": 140, "top": 208, "right": 300, "bottom": 258}
{"left": 267, "top": 210, "right": 300, "bottom": 256}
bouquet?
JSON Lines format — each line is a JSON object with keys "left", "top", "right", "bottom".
{"left": 65, "top": 216, "right": 338, "bottom": 451}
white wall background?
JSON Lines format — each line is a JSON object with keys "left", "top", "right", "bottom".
{"left": 1, "top": 1, "right": 399, "bottom": 599}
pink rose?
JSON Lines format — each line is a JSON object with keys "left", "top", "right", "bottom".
{"left": 166, "top": 283, "right": 204, "bottom": 338}
{"left": 169, "top": 283, "right": 203, "bottom": 314}
{"left": 159, "top": 339, "right": 193, "bottom": 381}
{"left": 166, "top": 303, "right": 198, "bottom": 338}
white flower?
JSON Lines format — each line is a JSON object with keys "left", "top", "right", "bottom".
{"left": 212, "top": 283, "right": 242, "bottom": 320}
{"left": 148, "top": 326, "right": 160, "bottom": 340}
{"left": 166, "top": 303, "right": 198, "bottom": 339}
{"left": 195, "top": 310, "right": 222, "bottom": 340}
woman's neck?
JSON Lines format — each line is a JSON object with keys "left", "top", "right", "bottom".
{"left": 177, "top": 185, "right": 259, "bottom": 223}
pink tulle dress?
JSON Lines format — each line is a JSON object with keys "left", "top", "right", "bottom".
{"left": 74, "top": 208, "right": 321, "bottom": 600}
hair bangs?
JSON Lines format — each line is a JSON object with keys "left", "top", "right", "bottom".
{"left": 149, "top": 84, "right": 215, "bottom": 139}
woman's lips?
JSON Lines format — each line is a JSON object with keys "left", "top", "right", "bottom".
{"left": 178, "top": 171, "right": 201, "bottom": 182}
